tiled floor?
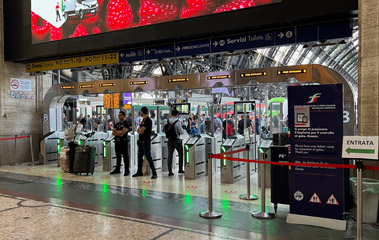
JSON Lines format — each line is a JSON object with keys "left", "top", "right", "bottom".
{"left": 0, "top": 164, "right": 378, "bottom": 239}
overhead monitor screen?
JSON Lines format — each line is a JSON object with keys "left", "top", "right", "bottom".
{"left": 174, "top": 103, "right": 190, "bottom": 114}
{"left": 31, "top": 0, "right": 281, "bottom": 44}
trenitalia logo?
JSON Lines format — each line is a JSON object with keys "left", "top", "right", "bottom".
{"left": 307, "top": 93, "right": 322, "bottom": 103}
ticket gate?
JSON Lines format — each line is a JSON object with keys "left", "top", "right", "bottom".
{"left": 86, "top": 132, "right": 108, "bottom": 164}
{"left": 185, "top": 135, "right": 207, "bottom": 179}
{"left": 200, "top": 134, "right": 217, "bottom": 175}
{"left": 150, "top": 133, "right": 163, "bottom": 173}
{"left": 221, "top": 135, "right": 246, "bottom": 184}
{"left": 103, "top": 132, "right": 138, "bottom": 173}
{"left": 40, "top": 131, "right": 60, "bottom": 164}
{"left": 162, "top": 133, "right": 189, "bottom": 172}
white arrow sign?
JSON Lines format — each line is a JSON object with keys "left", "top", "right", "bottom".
{"left": 277, "top": 32, "right": 285, "bottom": 39}
{"left": 213, "top": 41, "right": 218, "bottom": 47}
{"left": 146, "top": 49, "right": 151, "bottom": 55}
{"left": 120, "top": 53, "right": 125, "bottom": 58}
{"left": 176, "top": 46, "right": 181, "bottom": 52}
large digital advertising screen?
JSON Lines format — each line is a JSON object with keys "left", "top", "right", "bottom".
{"left": 31, "top": 0, "right": 280, "bottom": 43}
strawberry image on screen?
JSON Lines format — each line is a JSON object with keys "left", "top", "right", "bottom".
{"left": 214, "top": 0, "right": 256, "bottom": 13}
{"left": 31, "top": 0, "right": 278, "bottom": 43}
{"left": 31, "top": 12, "right": 50, "bottom": 41}
{"left": 180, "top": 0, "right": 216, "bottom": 19}
{"left": 138, "top": 0, "right": 179, "bottom": 26}
{"left": 105, "top": 0, "right": 133, "bottom": 31}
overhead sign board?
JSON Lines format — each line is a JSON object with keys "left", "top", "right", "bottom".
{"left": 25, "top": 52, "right": 119, "bottom": 72}
{"left": 342, "top": 136, "right": 378, "bottom": 160}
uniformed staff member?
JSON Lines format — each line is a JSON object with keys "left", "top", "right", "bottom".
{"left": 110, "top": 111, "right": 130, "bottom": 176}
{"left": 133, "top": 107, "right": 157, "bottom": 179}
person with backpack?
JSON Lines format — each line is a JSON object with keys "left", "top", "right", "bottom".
{"left": 164, "top": 109, "right": 185, "bottom": 176}
{"left": 65, "top": 118, "right": 87, "bottom": 173}
{"left": 222, "top": 115, "right": 234, "bottom": 139}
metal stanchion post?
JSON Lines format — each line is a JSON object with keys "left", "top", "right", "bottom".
{"left": 240, "top": 145, "right": 258, "bottom": 200}
{"left": 252, "top": 153, "right": 275, "bottom": 219}
{"left": 356, "top": 160, "right": 363, "bottom": 240}
{"left": 10, "top": 135, "right": 21, "bottom": 166}
{"left": 200, "top": 154, "right": 222, "bottom": 219}
{"left": 28, "top": 135, "right": 38, "bottom": 166}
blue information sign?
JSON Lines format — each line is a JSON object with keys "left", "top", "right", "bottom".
{"left": 119, "top": 49, "right": 144, "bottom": 63}
{"left": 288, "top": 84, "right": 344, "bottom": 220}
{"left": 175, "top": 40, "right": 211, "bottom": 57}
{"left": 145, "top": 45, "right": 175, "bottom": 60}
{"left": 211, "top": 31, "right": 275, "bottom": 53}
{"left": 274, "top": 28, "right": 296, "bottom": 45}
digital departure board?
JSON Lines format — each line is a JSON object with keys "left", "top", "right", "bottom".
{"left": 103, "top": 93, "right": 121, "bottom": 109}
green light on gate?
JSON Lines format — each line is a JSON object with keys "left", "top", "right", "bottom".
{"left": 56, "top": 176, "right": 62, "bottom": 186}
{"left": 185, "top": 195, "right": 191, "bottom": 204}
{"left": 103, "top": 142, "right": 107, "bottom": 157}
{"left": 57, "top": 139, "right": 61, "bottom": 155}
{"left": 142, "top": 189, "right": 146, "bottom": 198}
{"left": 78, "top": 139, "right": 81, "bottom": 146}
{"left": 103, "top": 183, "right": 108, "bottom": 193}
{"left": 259, "top": 148, "right": 264, "bottom": 154}
{"left": 221, "top": 147, "right": 227, "bottom": 167}
{"left": 222, "top": 199, "right": 228, "bottom": 209}
{"left": 185, "top": 145, "right": 189, "bottom": 151}
{"left": 186, "top": 151, "right": 190, "bottom": 164}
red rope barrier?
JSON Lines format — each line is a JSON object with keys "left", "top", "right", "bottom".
{"left": 211, "top": 155, "right": 358, "bottom": 169}
{"left": 210, "top": 147, "right": 248, "bottom": 157}
{"left": 0, "top": 136, "right": 30, "bottom": 141}
{"left": 365, "top": 166, "right": 379, "bottom": 171}
{"left": 210, "top": 147, "right": 379, "bottom": 171}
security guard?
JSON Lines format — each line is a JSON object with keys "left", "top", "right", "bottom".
{"left": 110, "top": 111, "right": 130, "bottom": 176}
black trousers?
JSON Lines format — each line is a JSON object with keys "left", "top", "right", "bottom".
{"left": 136, "top": 140, "right": 156, "bottom": 175}
{"left": 167, "top": 139, "right": 183, "bottom": 172}
{"left": 68, "top": 142, "right": 77, "bottom": 172}
{"left": 56, "top": 10, "right": 61, "bottom": 21}
{"left": 115, "top": 138, "right": 129, "bottom": 171}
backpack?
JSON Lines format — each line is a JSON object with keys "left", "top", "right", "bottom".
{"left": 224, "top": 121, "right": 233, "bottom": 136}
{"left": 65, "top": 124, "right": 77, "bottom": 140}
{"left": 164, "top": 120, "right": 179, "bottom": 140}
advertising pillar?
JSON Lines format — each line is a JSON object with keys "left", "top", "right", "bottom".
{"left": 286, "top": 84, "right": 346, "bottom": 230}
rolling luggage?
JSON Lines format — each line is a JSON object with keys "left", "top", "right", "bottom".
{"left": 74, "top": 146, "right": 96, "bottom": 175}
{"left": 59, "top": 147, "right": 70, "bottom": 172}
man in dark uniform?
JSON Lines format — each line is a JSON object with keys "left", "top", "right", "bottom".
{"left": 110, "top": 111, "right": 130, "bottom": 176}
{"left": 132, "top": 106, "right": 157, "bottom": 179}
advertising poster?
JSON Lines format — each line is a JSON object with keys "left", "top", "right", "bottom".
{"left": 288, "top": 84, "right": 344, "bottom": 220}
{"left": 31, "top": 0, "right": 281, "bottom": 43}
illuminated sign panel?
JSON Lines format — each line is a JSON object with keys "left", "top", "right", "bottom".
{"left": 130, "top": 81, "right": 147, "bottom": 85}
{"left": 99, "top": 83, "right": 116, "bottom": 87}
{"left": 60, "top": 85, "right": 75, "bottom": 89}
{"left": 25, "top": 52, "right": 118, "bottom": 72}
{"left": 79, "top": 84, "right": 94, "bottom": 88}
{"left": 277, "top": 69, "right": 307, "bottom": 75}
{"left": 207, "top": 75, "right": 231, "bottom": 80}
{"left": 240, "top": 72, "right": 267, "bottom": 77}
{"left": 31, "top": 0, "right": 280, "bottom": 44}
{"left": 168, "top": 78, "right": 189, "bottom": 83}
{"left": 104, "top": 93, "right": 121, "bottom": 109}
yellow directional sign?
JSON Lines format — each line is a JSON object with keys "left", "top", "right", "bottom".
{"left": 25, "top": 52, "right": 119, "bottom": 72}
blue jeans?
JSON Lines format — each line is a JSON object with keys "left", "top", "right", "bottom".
{"left": 137, "top": 140, "right": 156, "bottom": 174}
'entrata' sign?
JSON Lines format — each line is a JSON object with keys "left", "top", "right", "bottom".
{"left": 342, "top": 136, "right": 379, "bottom": 160}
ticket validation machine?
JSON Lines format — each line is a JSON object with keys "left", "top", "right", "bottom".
{"left": 185, "top": 135, "right": 206, "bottom": 179}
{"left": 103, "top": 135, "right": 115, "bottom": 171}
{"left": 150, "top": 134, "right": 163, "bottom": 173}
{"left": 221, "top": 135, "right": 246, "bottom": 184}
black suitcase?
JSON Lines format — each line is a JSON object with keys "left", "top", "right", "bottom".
{"left": 74, "top": 146, "right": 96, "bottom": 175}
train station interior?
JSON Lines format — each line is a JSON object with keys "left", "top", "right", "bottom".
{"left": 0, "top": 0, "right": 379, "bottom": 239}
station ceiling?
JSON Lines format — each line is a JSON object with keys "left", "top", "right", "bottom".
{"left": 56, "top": 28, "right": 358, "bottom": 97}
